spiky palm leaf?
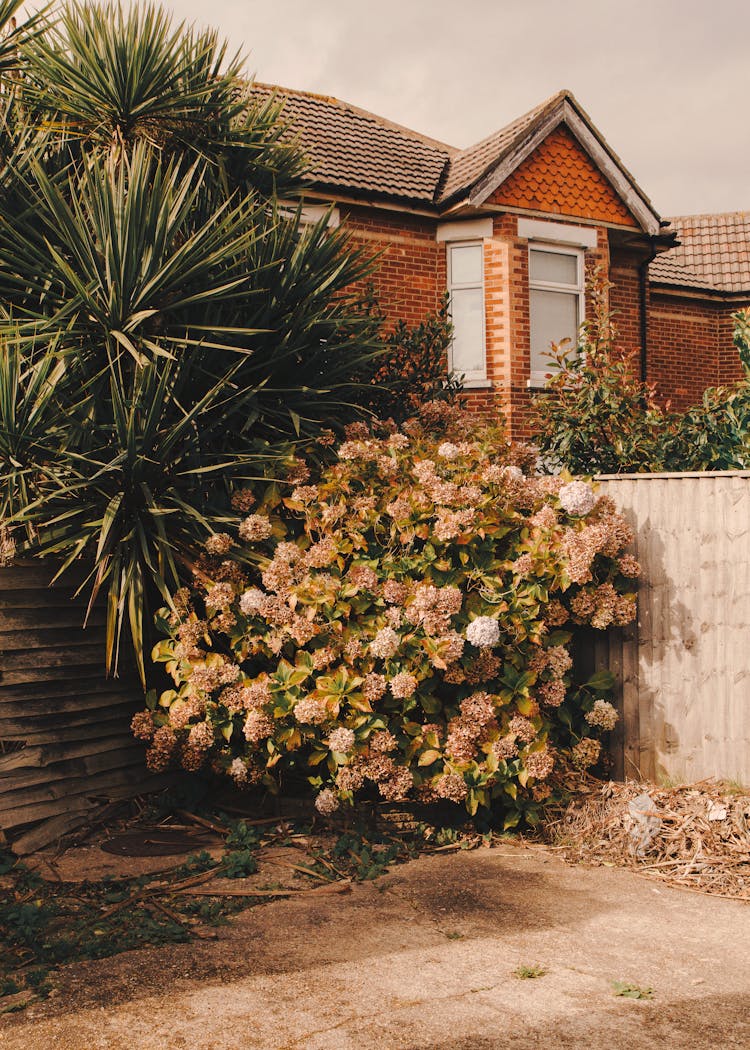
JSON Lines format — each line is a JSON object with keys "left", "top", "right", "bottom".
{"left": 0, "top": 2, "right": 389, "bottom": 680}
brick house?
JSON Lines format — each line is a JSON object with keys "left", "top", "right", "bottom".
{"left": 253, "top": 84, "right": 750, "bottom": 435}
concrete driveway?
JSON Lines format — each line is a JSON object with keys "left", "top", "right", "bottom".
{"left": 2, "top": 842, "right": 749, "bottom": 1049}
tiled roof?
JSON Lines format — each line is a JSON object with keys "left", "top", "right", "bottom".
{"left": 249, "top": 83, "right": 453, "bottom": 205}
{"left": 652, "top": 212, "right": 750, "bottom": 294}
{"left": 249, "top": 84, "right": 573, "bottom": 208}
{"left": 437, "top": 92, "right": 562, "bottom": 203}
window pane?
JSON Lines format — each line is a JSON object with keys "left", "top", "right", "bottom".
{"left": 450, "top": 287, "right": 484, "bottom": 374}
{"left": 450, "top": 244, "right": 483, "bottom": 285}
{"left": 530, "top": 249, "right": 578, "bottom": 286}
{"left": 530, "top": 288, "right": 579, "bottom": 374}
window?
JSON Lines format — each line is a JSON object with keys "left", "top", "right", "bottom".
{"left": 529, "top": 245, "right": 584, "bottom": 388}
{"left": 447, "top": 241, "right": 486, "bottom": 385}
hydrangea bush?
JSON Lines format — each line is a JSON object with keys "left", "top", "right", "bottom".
{"left": 133, "top": 404, "right": 637, "bottom": 826}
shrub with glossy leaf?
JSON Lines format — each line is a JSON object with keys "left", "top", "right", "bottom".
{"left": 533, "top": 278, "right": 750, "bottom": 476}
{"left": 134, "top": 404, "right": 636, "bottom": 825}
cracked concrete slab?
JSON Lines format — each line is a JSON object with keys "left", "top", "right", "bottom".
{"left": 2, "top": 843, "right": 749, "bottom": 1049}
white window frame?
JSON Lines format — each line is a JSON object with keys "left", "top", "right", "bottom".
{"left": 446, "top": 239, "right": 487, "bottom": 387}
{"left": 528, "top": 242, "right": 585, "bottom": 389}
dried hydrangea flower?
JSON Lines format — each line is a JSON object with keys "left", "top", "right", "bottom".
{"left": 328, "top": 727, "right": 356, "bottom": 753}
{"left": 378, "top": 766, "right": 413, "bottom": 801}
{"left": 537, "top": 680, "right": 566, "bottom": 707}
{"left": 437, "top": 441, "right": 460, "bottom": 460}
{"left": 188, "top": 721, "right": 215, "bottom": 751}
{"left": 238, "top": 514, "right": 273, "bottom": 542}
{"left": 228, "top": 758, "right": 248, "bottom": 784}
{"left": 231, "top": 488, "right": 256, "bottom": 513}
{"left": 204, "top": 582, "right": 235, "bottom": 611}
{"left": 131, "top": 710, "right": 156, "bottom": 741}
{"left": 243, "top": 709, "right": 275, "bottom": 743}
{"left": 204, "top": 533, "right": 233, "bottom": 556}
{"left": 293, "top": 696, "right": 329, "bottom": 725}
{"left": 314, "top": 788, "right": 340, "bottom": 815}
{"left": 466, "top": 616, "right": 500, "bottom": 649}
{"left": 558, "top": 480, "right": 597, "bottom": 517}
{"left": 572, "top": 737, "right": 602, "bottom": 769}
{"left": 524, "top": 747, "right": 555, "bottom": 780}
{"left": 389, "top": 672, "right": 418, "bottom": 699}
{"left": 585, "top": 699, "right": 618, "bottom": 731}
{"left": 618, "top": 554, "right": 641, "bottom": 577}
{"left": 146, "top": 726, "right": 177, "bottom": 772}
{"left": 239, "top": 588, "right": 265, "bottom": 615}
{"left": 370, "top": 627, "right": 400, "bottom": 659}
{"left": 507, "top": 715, "right": 537, "bottom": 744}
{"left": 363, "top": 673, "right": 387, "bottom": 702}
{"left": 434, "top": 772, "right": 468, "bottom": 803}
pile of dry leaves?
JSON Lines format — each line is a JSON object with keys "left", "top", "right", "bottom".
{"left": 543, "top": 778, "right": 750, "bottom": 900}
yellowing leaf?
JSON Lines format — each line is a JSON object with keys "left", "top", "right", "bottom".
{"left": 418, "top": 749, "right": 441, "bottom": 766}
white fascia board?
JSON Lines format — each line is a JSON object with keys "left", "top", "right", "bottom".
{"left": 518, "top": 217, "right": 598, "bottom": 248}
{"left": 437, "top": 218, "right": 494, "bottom": 242}
{"left": 278, "top": 200, "right": 340, "bottom": 228}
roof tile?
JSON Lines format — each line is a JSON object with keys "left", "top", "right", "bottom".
{"left": 651, "top": 213, "right": 750, "bottom": 294}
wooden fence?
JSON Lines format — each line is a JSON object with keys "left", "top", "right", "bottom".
{"left": 592, "top": 472, "right": 750, "bottom": 786}
{"left": 0, "top": 561, "right": 160, "bottom": 853}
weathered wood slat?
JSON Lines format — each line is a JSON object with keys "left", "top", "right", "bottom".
{"left": 0, "top": 561, "right": 149, "bottom": 845}
{"left": 0, "top": 766, "right": 152, "bottom": 830}
{"left": 0, "top": 684, "right": 140, "bottom": 709}
{"left": 0, "top": 607, "right": 107, "bottom": 631}
{"left": 0, "top": 732, "right": 140, "bottom": 772}
{"left": 0, "top": 665, "right": 109, "bottom": 687}
{"left": 592, "top": 473, "right": 750, "bottom": 785}
{"left": 0, "top": 589, "right": 92, "bottom": 610}
{"left": 0, "top": 626, "right": 106, "bottom": 652}
{"left": 0, "top": 564, "right": 91, "bottom": 590}
{"left": 0, "top": 705, "right": 138, "bottom": 742}
{"left": 0, "top": 750, "right": 145, "bottom": 811}
{"left": 0, "top": 644, "right": 107, "bottom": 670}
{"left": 0, "top": 743, "right": 143, "bottom": 794}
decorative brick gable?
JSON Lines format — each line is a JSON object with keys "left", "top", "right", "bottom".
{"left": 489, "top": 126, "right": 639, "bottom": 228}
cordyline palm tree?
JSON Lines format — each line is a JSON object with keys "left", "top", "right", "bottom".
{"left": 0, "top": 0, "right": 383, "bottom": 681}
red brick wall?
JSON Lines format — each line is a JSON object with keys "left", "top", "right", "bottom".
{"left": 717, "top": 303, "right": 748, "bottom": 385}
{"left": 647, "top": 292, "right": 720, "bottom": 409}
{"left": 337, "top": 201, "right": 748, "bottom": 436}
{"left": 609, "top": 249, "right": 642, "bottom": 359}
{"left": 339, "top": 205, "right": 443, "bottom": 328}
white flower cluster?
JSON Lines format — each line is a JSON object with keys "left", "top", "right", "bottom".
{"left": 502, "top": 465, "right": 524, "bottom": 483}
{"left": 239, "top": 587, "right": 265, "bottom": 615}
{"left": 465, "top": 616, "right": 500, "bottom": 649}
{"left": 370, "top": 627, "right": 400, "bottom": 659}
{"left": 558, "top": 480, "right": 597, "bottom": 517}
{"left": 584, "top": 698, "right": 618, "bottom": 731}
{"left": 437, "top": 442, "right": 460, "bottom": 460}
{"left": 228, "top": 758, "right": 248, "bottom": 784}
{"left": 328, "top": 727, "right": 356, "bottom": 753}
{"left": 314, "top": 788, "right": 340, "bottom": 815}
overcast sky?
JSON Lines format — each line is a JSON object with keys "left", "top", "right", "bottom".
{"left": 152, "top": 1, "right": 750, "bottom": 216}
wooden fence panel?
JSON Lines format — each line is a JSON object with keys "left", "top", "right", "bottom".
{"left": 0, "top": 560, "right": 162, "bottom": 850}
{"left": 593, "top": 472, "right": 750, "bottom": 785}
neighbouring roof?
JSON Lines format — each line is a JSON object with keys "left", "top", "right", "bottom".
{"left": 249, "top": 83, "right": 660, "bottom": 231}
{"left": 651, "top": 213, "right": 750, "bottom": 295}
